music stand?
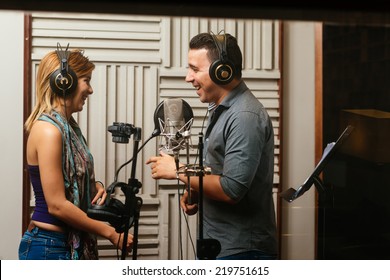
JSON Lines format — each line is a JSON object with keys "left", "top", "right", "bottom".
{"left": 280, "top": 125, "right": 354, "bottom": 202}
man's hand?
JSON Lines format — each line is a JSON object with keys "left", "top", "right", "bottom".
{"left": 146, "top": 151, "right": 177, "bottom": 180}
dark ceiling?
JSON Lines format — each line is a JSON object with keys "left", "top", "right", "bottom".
{"left": 2, "top": 1, "right": 390, "bottom": 26}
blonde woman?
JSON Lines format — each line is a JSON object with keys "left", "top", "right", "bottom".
{"left": 19, "top": 45, "right": 132, "bottom": 260}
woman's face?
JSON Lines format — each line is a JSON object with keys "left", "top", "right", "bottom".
{"left": 68, "top": 72, "right": 93, "bottom": 113}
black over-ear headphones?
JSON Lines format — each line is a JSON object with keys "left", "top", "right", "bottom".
{"left": 87, "top": 182, "right": 133, "bottom": 233}
{"left": 49, "top": 43, "right": 78, "bottom": 96}
{"left": 209, "top": 32, "right": 236, "bottom": 85}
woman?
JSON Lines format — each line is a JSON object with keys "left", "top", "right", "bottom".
{"left": 19, "top": 45, "right": 133, "bottom": 260}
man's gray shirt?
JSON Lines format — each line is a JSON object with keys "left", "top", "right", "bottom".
{"left": 203, "top": 81, "right": 277, "bottom": 258}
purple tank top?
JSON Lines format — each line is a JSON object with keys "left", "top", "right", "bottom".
{"left": 28, "top": 165, "right": 66, "bottom": 227}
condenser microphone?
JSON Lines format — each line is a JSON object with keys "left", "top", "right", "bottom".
{"left": 153, "top": 98, "right": 194, "bottom": 154}
{"left": 154, "top": 98, "right": 194, "bottom": 204}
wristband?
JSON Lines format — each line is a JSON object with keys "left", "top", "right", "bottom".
{"left": 96, "top": 180, "right": 105, "bottom": 190}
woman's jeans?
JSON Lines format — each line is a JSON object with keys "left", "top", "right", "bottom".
{"left": 217, "top": 250, "right": 278, "bottom": 260}
{"left": 18, "top": 227, "right": 70, "bottom": 260}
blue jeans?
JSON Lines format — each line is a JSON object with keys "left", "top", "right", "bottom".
{"left": 217, "top": 250, "right": 278, "bottom": 260}
{"left": 18, "top": 227, "right": 71, "bottom": 260}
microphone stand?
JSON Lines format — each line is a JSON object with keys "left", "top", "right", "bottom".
{"left": 193, "top": 132, "right": 221, "bottom": 259}
{"left": 185, "top": 140, "right": 192, "bottom": 205}
{"left": 89, "top": 123, "right": 160, "bottom": 259}
{"left": 175, "top": 132, "right": 220, "bottom": 259}
{"left": 120, "top": 127, "right": 143, "bottom": 260}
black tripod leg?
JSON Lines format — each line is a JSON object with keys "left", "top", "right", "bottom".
{"left": 131, "top": 197, "right": 143, "bottom": 260}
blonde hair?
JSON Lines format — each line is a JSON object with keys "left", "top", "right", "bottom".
{"left": 25, "top": 49, "right": 95, "bottom": 133}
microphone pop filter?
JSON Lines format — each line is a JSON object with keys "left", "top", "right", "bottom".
{"left": 153, "top": 98, "right": 194, "bottom": 154}
{"left": 153, "top": 98, "right": 194, "bottom": 135}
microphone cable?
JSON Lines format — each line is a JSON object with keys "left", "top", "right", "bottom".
{"left": 179, "top": 189, "right": 196, "bottom": 259}
{"left": 192, "top": 105, "right": 210, "bottom": 166}
{"left": 113, "top": 129, "right": 160, "bottom": 182}
{"left": 116, "top": 232, "right": 122, "bottom": 260}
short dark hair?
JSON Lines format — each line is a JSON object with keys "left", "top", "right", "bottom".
{"left": 189, "top": 32, "right": 242, "bottom": 79}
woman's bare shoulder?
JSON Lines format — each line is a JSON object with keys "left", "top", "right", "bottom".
{"left": 29, "top": 120, "right": 63, "bottom": 143}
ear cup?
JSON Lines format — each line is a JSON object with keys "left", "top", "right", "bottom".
{"left": 87, "top": 200, "right": 123, "bottom": 223}
{"left": 87, "top": 198, "right": 129, "bottom": 232}
{"left": 50, "top": 67, "right": 78, "bottom": 96}
{"left": 49, "top": 43, "right": 78, "bottom": 96}
{"left": 87, "top": 181, "right": 127, "bottom": 231}
{"left": 209, "top": 33, "right": 236, "bottom": 85}
{"left": 209, "top": 59, "right": 235, "bottom": 85}
{"left": 109, "top": 198, "right": 126, "bottom": 215}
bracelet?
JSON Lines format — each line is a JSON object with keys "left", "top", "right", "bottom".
{"left": 95, "top": 180, "right": 105, "bottom": 190}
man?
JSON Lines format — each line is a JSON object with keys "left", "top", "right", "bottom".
{"left": 146, "top": 32, "right": 277, "bottom": 260}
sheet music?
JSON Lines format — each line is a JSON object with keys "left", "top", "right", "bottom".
{"left": 280, "top": 125, "right": 353, "bottom": 202}
{"left": 317, "top": 142, "right": 335, "bottom": 166}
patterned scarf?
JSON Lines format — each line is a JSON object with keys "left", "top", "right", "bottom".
{"left": 39, "top": 111, "right": 99, "bottom": 259}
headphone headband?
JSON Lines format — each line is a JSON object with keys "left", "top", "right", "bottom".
{"left": 49, "top": 42, "right": 78, "bottom": 96}
{"left": 209, "top": 31, "right": 236, "bottom": 85}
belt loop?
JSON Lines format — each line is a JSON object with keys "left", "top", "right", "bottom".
{"left": 27, "top": 222, "right": 35, "bottom": 232}
{"left": 30, "top": 227, "right": 39, "bottom": 235}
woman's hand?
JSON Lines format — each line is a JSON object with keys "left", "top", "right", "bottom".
{"left": 112, "top": 232, "right": 133, "bottom": 254}
{"left": 91, "top": 181, "right": 107, "bottom": 205}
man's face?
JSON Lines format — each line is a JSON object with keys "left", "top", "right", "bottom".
{"left": 185, "top": 48, "right": 222, "bottom": 104}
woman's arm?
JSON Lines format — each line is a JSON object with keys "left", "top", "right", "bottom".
{"left": 32, "top": 121, "right": 131, "bottom": 250}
